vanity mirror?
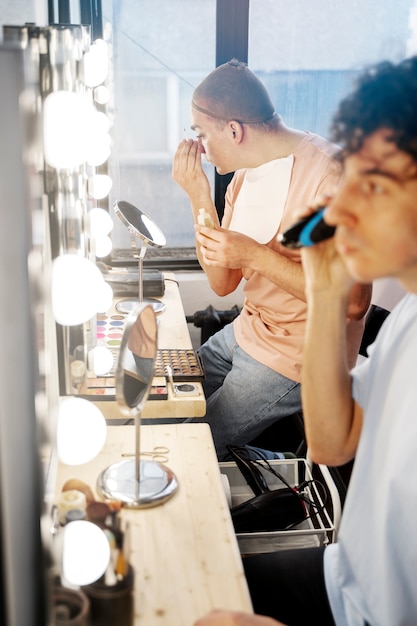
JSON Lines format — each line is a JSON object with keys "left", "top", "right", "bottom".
{"left": 113, "top": 200, "right": 167, "bottom": 315}
{"left": 96, "top": 303, "right": 178, "bottom": 507}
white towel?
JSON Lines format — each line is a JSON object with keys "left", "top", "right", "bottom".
{"left": 229, "top": 155, "right": 293, "bottom": 243}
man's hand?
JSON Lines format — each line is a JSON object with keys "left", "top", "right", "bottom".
{"left": 194, "top": 609, "right": 287, "bottom": 626}
{"left": 301, "top": 234, "right": 354, "bottom": 299}
{"left": 295, "top": 202, "right": 371, "bottom": 319}
{"left": 195, "top": 225, "right": 261, "bottom": 269}
{"left": 172, "top": 139, "right": 211, "bottom": 198}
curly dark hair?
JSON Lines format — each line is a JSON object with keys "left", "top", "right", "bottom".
{"left": 330, "top": 55, "right": 417, "bottom": 162}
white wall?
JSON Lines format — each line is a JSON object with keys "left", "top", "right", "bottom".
{"left": 177, "top": 271, "right": 245, "bottom": 348}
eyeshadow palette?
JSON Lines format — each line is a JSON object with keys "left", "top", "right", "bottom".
{"left": 96, "top": 313, "right": 127, "bottom": 349}
{"left": 95, "top": 313, "right": 127, "bottom": 376}
{"left": 154, "top": 349, "right": 205, "bottom": 382}
{"left": 92, "top": 314, "right": 204, "bottom": 393}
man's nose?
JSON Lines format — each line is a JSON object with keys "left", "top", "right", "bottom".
{"left": 327, "top": 185, "right": 357, "bottom": 228}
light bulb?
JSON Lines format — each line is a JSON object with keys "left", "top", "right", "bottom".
{"left": 96, "top": 280, "right": 113, "bottom": 312}
{"left": 88, "top": 174, "right": 112, "bottom": 200}
{"left": 52, "top": 254, "right": 109, "bottom": 325}
{"left": 57, "top": 396, "right": 107, "bottom": 465}
{"left": 83, "top": 39, "right": 109, "bottom": 87}
{"left": 90, "top": 345, "right": 114, "bottom": 376}
{"left": 94, "top": 234, "right": 113, "bottom": 258}
{"left": 87, "top": 208, "right": 114, "bottom": 237}
{"left": 63, "top": 520, "right": 110, "bottom": 586}
{"left": 43, "top": 91, "right": 96, "bottom": 169}
{"left": 86, "top": 135, "right": 111, "bottom": 167}
{"left": 94, "top": 85, "right": 110, "bottom": 105}
{"left": 93, "top": 111, "right": 111, "bottom": 133}
{"left": 86, "top": 111, "right": 111, "bottom": 166}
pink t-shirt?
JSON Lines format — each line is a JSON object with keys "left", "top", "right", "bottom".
{"left": 222, "top": 133, "right": 343, "bottom": 383}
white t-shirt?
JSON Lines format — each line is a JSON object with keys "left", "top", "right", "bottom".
{"left": 324, "top": 292, "right": 417, "bottom": 626}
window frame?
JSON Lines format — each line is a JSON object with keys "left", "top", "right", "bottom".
{"left": 214, "top": 0, "right": 249, "bottom": 221}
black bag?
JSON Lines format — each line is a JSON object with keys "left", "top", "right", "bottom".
{"left": 227, "top": 445, "right": 324, "bottom": 533}
{"left": 231, "top": 488, "right": 307, "bottom": 532}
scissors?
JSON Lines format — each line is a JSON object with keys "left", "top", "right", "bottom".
{"left": 121, "top": 445, "right": 170, "bottom": 463}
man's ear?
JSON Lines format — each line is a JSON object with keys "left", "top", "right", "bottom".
{"left": 229, "top": 120, "right": 243, "bottom": 141}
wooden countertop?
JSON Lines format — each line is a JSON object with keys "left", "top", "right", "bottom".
{"left": 55, "top": 423, "right": 253, "bottom": 625}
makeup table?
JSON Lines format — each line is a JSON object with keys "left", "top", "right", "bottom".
{"left": 55, "top": 422, "right": 253, "bottom": 625}
{"left": 84, "top": 273, "right": 206, "bottom": 420}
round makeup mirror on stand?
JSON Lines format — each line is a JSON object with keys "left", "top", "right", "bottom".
{"left": 113, "top": 200, "right": 167, "bottom": 315}
{"left": 96, "top": 303, "right": 178, "bottom": 507}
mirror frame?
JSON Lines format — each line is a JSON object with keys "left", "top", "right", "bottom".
{"left": 97, "top": 303, "right": 178, "bottom": 508}
{"left": 113, "top": 200, "right": 167, "bottom": 248}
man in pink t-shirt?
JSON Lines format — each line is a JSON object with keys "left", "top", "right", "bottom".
{"left": 172, "top": 59, "right": 371, "bottom": 460}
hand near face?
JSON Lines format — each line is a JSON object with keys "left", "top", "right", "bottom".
{"left": 300, "top": 232, "right": 354, "bottom": 298}
{"left": 195, "top": 225, "right": 261, "bottom": 269}
{"left": 194, "top": 609, "right": 286, "bottom": 626}
{"left": 172, "top": 139, "right": 210, "bottom": 197}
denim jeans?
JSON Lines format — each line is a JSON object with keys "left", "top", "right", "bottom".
{"left": 187, "top": 322, "right": 301, "bottom": 460}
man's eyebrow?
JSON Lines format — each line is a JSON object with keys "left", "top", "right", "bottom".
{"left": 360, "top": 166, "right": 417, "bottom": 183}
{"left": 360, "top": 167, "right": 399, "bottom": 180}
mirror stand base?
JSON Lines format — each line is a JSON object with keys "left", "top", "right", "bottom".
{"left": 96, "top": 459, "right": 178, "bottom": 508}
{"left": 115, "top": 298, "right": 166, "bottom": 315}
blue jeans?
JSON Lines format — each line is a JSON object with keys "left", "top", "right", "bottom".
{"left": 187, "top": 323, "right": 301, "bottom": 460}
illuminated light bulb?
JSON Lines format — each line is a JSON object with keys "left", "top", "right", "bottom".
{"left": 86, "top": 111, "right": 112, "bottom": 166}
{"left": 87, "top": 208, "right": 114, "bottom": 237}
{"left": 88, "top": 174, "right": 112, "bottom": 200}
{"left": 52, "top": 254, "right": 108, "bottom": 325}
{"left": 90, "top": 345, "right": 114, "bottom": 376}
{"left": 94, "top": 234, "right": 113, "bottom": 258}
{"left": 96, "top": 280, "right": 113, "bottom": 313}
{"left": 86, "top": 133, "right": 111, "bottom": 167}
{"left": 57, "top": 396, "right": 107, "bottom": 465}
{"left": 83, "top": 38, "right": 109, "bottom": 87}
{"left": 43, "top": 91, "right": 96, "bottom": 169}
{"left": 63, "top": 520, "right": 110, "bottom": 586}
{"left": 94, "top": 111, "right": 111, "bottom": 133}
{"left": 94, "top": 85, "right": 110, "bottom": 105}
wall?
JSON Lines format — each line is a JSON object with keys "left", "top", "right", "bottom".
{"left": 177, "top": 271, "right": 245, "bottom": 349}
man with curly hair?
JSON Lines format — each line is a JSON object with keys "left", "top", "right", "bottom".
{"left": 193, "top": 55, "right": 417, "bottom": 626}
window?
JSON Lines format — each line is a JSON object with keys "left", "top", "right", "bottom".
{"left": 105, "top": 0, "right": 417, "bottom": 260}
{"left": 103, "top": 0, "right": 217, "bottom": 254}
{"left": 248, "top": 0, "right": 417, "bottom": 137}
{"left": 2, "top": 0, "right": 416, "bottom": 258}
